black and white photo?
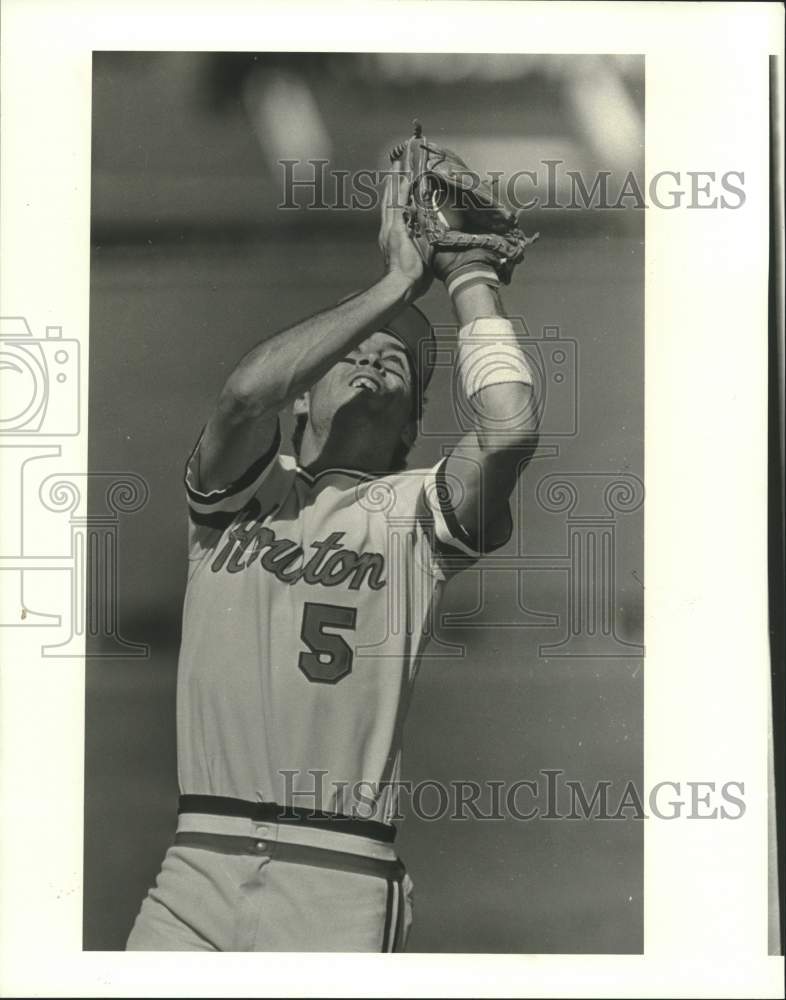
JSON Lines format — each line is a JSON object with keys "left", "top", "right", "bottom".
{"left": 0, "top": 2, "right": 781, "bottom": 996}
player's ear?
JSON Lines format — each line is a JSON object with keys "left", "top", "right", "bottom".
{"left": 292, "top": 391, "right": 310, "bottom": 417}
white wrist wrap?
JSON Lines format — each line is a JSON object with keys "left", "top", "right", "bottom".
{"left": 445, "top": 265, "right": 501, "bottom": 299}
{"left": 457, "top": 317, "right": 534, "bottom": 399}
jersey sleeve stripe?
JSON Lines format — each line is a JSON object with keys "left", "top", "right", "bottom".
{"left": 420, "top": 460, "right": 513, "bottom": 559}
{"left": 434, "top": 459, "right": 484, "bottom": 555}
{"left": 184, "top": 420, "right": 281, "bottom": 514}
{"left": 187, "top": 506, "right": 239, "bottom": 531}
{"left": 422, "top": 460, "right": 483, "bottom": 558}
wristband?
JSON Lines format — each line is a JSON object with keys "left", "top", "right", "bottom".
{"left": 446, "top": 264, "right": 501, "bottom": 299}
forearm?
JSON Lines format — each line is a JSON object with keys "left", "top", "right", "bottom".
{"left": 450, "top": 284, "right": 540, "bottom": 453}
{"left": 451, "top": 280, "right": 501, "bottom": 327}
{"left": 221, "top": 271, "right": 414, "bottom": 418}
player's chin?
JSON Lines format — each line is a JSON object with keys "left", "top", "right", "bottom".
{"left": 347, "top": 384, "right": 400, "bottom": 411}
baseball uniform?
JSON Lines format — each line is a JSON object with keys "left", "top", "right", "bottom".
{"left": 127, "top": 414, "right": 505, "bottom": 951}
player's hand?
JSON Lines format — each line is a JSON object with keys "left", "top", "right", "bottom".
{"left": 378, "top": 159, "right": 432, "bottom": 301}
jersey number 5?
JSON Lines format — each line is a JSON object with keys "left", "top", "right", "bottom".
{"left": 298, "top": 602, "right": 358, "bottom": 684}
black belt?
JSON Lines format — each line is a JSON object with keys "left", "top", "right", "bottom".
{"left": 178, "top": 794, "right": 397, "bottom": 844}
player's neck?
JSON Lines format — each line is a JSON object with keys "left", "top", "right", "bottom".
{"left": 298, "top": 428, "right": 395, "bottom": 476}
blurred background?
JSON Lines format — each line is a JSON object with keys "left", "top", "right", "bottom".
{"left": 86, "top": 52, "right": 644, "bottom": 953}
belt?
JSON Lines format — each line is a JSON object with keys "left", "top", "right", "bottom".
{"left": 178, "top": 794, "right": 397, "bottom": 843}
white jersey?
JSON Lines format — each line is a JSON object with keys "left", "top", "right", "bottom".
{"left": 177, "top": 421, "right": 496, "bottom": 824}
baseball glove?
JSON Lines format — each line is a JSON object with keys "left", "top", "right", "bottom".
{"left": 389, "top": 120, "right": 538, "bottom": 289}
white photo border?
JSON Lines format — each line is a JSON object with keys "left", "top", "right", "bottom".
{"left": 0, "top": 1, "right": 782, "bottom": 996}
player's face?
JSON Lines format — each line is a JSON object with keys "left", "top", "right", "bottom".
{"left": 312, "top": 330, "right": 416, "bottom": 425}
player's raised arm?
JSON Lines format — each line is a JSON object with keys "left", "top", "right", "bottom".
{"left": 394, "top": 125, "right": 541, "bottom": 553}
{"left": 440, "top": 281, "right": 541, "bottom": 552}
{"left": 196, "top": 166, "right": 430, "bottom": 493}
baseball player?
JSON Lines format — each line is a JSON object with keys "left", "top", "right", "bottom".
{"left": 127, "top": 143, "right": 539, "bottom": 952}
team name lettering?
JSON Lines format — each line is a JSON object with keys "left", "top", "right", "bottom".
{"left": 211, "top": 512, "right": 386, "bottom": 591}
